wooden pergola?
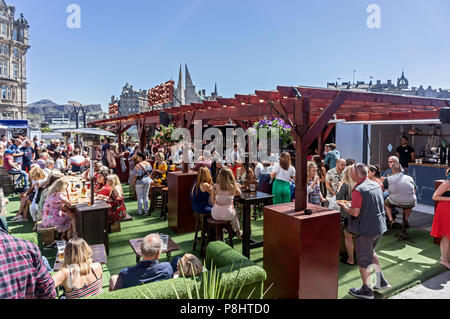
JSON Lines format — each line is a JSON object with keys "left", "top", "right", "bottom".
{"left": 90, "top": 85, "right": 449, "bottom": 213}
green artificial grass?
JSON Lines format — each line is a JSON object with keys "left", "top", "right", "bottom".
{"left": 4, "top": 184, "right": 447, "bottom": 299}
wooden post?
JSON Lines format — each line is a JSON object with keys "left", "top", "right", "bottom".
{"left": 318, "top": 131, "right": 323, "bottom": 159}
{"left": 294, "top": 97, "right": 310, "bottom": 212}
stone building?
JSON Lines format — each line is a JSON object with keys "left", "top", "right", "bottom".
{"left": 0, "top": 1, "right": 30, "bottom": 120}
{"left": 112, "top": 82, "right": 148, "bottom": 116}
{"left": 327, "top": 71, "right": 450, "bottom": 99}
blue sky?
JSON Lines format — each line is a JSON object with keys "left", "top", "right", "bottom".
{"left": 10, "top": 0, "right": 450, "bottom": 110}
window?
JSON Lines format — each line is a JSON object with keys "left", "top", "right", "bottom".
{"left": 12, "top": 29, "right": 17, "bottom": 41}
{"left": 1, "top": 24, "right": 6, "bottom": 36}
{"left": 1, "top": 85, "right": 6, "bottom": 99}
{"left": 13, "top": 64, "right": 18, "bottom": 78}
{"left": 3, "top": 44, "right": 8, "bottom": 56}
{"left": 6, "top": 86, "right": 10, "bottom": 99}
{"left": 13, "top": 47, "right": 18, "bottom": 58}
{"left": 0, "top": 60, "right": 7, "bottom": 77}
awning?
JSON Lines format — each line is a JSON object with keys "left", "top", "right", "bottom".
{"left": 55, "top": 128, "right": 116, "bottom": 137}
{"left": 337, "top": 119, "right": 441, "bottom": 125}
{"left": 0, "top": 119, "right": 28, "bottom": 129}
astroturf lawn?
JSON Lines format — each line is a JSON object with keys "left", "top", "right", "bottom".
{"left": 4, "top": 184, "right": 447, "bottom": 299}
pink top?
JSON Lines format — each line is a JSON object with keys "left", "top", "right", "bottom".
{"left": 3, "top": 155, "right": 14, "bottom": 171}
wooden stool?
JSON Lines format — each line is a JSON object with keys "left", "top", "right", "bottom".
{"left": 149, "top": 186, "right": 164, "bottom": 215}
{"left": 160, "top": 187, "right": 169, "bottom": 221}
{"left": 36, "top": 222, "right": 57, "bottom": 246}
{"left": 206, "top": 217, "right": 234, "bottom": 248}
{"left": 193, "top": 212, "right": 210, "bottom": 257}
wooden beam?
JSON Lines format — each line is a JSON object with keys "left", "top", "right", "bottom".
{"left": 302, "top": 91, "right": 348, "bottom": 152}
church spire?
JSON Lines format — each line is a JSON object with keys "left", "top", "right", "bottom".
{"left": 185, "top": 64, "right": 194, "bottom": 87}
{"left": 174, "top": 64, "right": 184, "bottom": 106}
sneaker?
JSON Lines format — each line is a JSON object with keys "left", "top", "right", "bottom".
{"left": 11, "top": 215, "right": 22, "bottom": 221}
{"left": 136, "top": 211, "right": 143, "bottom": 216}
{"left": 349, "top": 286, "right": 374, "bottom": 299}
{"left": 372, "top": 278, "right": 392, "bottom": 292}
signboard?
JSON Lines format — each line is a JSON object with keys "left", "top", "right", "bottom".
{"left": 148, "top": 80, "right": 174, "bottom": 107}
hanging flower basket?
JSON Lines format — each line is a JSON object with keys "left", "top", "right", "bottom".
{"left": 252, "top": 118, "right": 293, "bottom": 148}
{"left": 150, "top": 124, "right": 176, "bottom": 149}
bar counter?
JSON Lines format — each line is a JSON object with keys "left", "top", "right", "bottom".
{"left": 408, "top": 163, "right": 448, "bottom": 206}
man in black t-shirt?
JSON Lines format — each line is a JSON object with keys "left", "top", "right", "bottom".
{"left": 395, "top": 136, "right": 415, "bottom": 169}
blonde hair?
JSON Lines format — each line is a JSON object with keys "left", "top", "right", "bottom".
{"left": 29, "top": 167, "right": 46, "bottom": 181}
{"left": 342, "top": 166, "right": 357, "bottom": 191}
{"left": 307, "top": 162, "right": 318, "bottom": 180}
{"left": 63, "top": 237, "right": 93, "bottom": 276}
{"left": 217, "top": 167, "right": 236, "bottom": 192}
{"left": 177, "top": 254, "right": 203, "bottom": 277}
{"left": 48, "top": 178, "right": 68, "bottom": 197}
{"left": 106, "top": 174, "right": 123, "bottom": 197}
{"left": 194, "top": 167, "right": 212, "bottom": 195}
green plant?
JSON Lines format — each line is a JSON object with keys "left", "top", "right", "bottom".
{"left": 151, "top": 124, "right": 176, "bottom": 149}
{"left": 253, "top": 118, "right": 293, "bottom": 147}
{"left": 140, "top": 259, "right": 272, "bottom": 299}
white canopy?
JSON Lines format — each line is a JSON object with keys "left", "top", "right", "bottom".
{"left": 56, "top": 128, "right": 116, "bottom": 137}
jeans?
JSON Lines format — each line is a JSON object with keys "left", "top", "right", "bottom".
{"left": 135, "top": 180, "right": 151, "bottom": 213}
{"left": 8, "top": 169, "right": 29, "bottom": 189}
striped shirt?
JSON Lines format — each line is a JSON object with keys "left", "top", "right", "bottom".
{"left": 0, "top": 230, "right": 56, "bottom": 299}
{"left": 64, "top": 267, "right": 103, "bottom": 299}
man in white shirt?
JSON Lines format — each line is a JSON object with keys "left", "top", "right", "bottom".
{"left": 0, "top": 135, "right": 6, "bottom": 149}
{"left": 68, "top": 149, "right": 86, "bottom": 173}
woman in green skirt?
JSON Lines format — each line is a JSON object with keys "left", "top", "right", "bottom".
{"left": 270, "top": 152, "right": 296, "bottom": 204}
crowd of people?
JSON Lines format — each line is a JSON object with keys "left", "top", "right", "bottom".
{"left": 1, "top": 134, "right": 449, "bottom": 300}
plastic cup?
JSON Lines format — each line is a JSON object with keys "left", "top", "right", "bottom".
{"left": 160, "top": 234, "right": 169, "bottom": 251}
{"left": 56, "top": 240, "right": 66, "bottom": 260}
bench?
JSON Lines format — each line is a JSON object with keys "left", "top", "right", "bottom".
{"left": 36, "top": 222, "right": 57, "bottom": 246}
{"left": 110, "top": 213, "right": 133, "bottom": 233}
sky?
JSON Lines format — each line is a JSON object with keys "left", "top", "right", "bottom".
{"left": 9, "top": 0, "right": 450, "bottom": 111}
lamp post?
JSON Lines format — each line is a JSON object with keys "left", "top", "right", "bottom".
{"left": 68, "top": 101, "right": 85, "bottom": 148}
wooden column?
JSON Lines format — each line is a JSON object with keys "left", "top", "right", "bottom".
{"left": 294, "top": 97, "right": 310, "bottom": 212}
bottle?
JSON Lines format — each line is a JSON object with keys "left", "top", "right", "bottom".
{"left": 81, "top": 182, "right": 87, "bottom": 197}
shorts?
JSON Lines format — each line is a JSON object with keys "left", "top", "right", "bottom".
{"left": 384, "top": 198, "right": 415, "bottom": 210}
{"left": 355, "top": 234, "right": 382, "bottom": 268}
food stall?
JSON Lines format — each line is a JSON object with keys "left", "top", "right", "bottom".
{"left": 336, "top": 119, "right": 449, "bottom": 206}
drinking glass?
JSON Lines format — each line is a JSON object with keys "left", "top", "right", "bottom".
{"left": 159, "top": 234, "right": 169, "bottom": 251}
{"left": 56, "top": 240, "right": 66, "bottom": 260}
{"left": 250, "top": 184, "right": 257, "bottom": 192}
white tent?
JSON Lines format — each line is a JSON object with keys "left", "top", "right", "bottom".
{"left": 55, "top": 128, "right": 116, "bottom": 137}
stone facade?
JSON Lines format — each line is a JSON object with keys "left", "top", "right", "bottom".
{"left": 112, "top": 82, "right": 148, "bottom": 116}
{"left": 0, "top": 1, "right": 30, "bottom": 120}
{"left": 327, "top": 71, "right": 450, "bottom": 99}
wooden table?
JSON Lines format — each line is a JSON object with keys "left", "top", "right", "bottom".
{"left": 129, "top": 237, "right": 180, "bottom": 263}
{"left": 53, "top": 244, "right": 107, "bottom": 271}
{"left": 167, "top": 171, "right": 198, "bottom": 234}
{"left": 237, "top": 191, "right": 274, "bottom": 259}
{"left": 74, "top": 200, "right": 110, "bottom": 254}
{"left": 263, "top": 202, "right": 340, "bottom": 299}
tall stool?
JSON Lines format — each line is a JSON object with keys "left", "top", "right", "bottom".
{"left": 149, "top": 185, "right": 164, "bottom": 215}
{"left": 160, "top": 187, "right": 169, "bottom": 220}
{"left": 193, "top": 212, "right": 210, "bottom": 257}
{"left": 206, "top": 218, "right": 234, "bottom": 248}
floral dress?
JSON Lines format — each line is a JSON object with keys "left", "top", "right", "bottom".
{"left": 41, "top": 192, "right": 71, "bottom": 233}
{"left": 106, "top": 191, "right": 126, "bottom": 225}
